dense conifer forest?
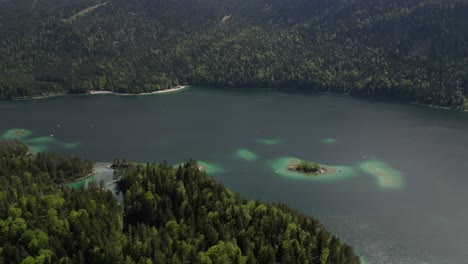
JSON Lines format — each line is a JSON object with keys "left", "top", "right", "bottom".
{"left": 0, "top": 140, "right": 360, "bottom": 263}
{"left": 0, "top": 0, "right": 466, "bottom": 109}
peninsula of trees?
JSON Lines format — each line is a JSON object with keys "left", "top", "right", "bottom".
{"left": 0, "top": 0, "right": 467, "bottom": 109}
{"left": 0, "top": 140, "right": 360, "bottom": 263}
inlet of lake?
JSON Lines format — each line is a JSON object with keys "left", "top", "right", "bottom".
{"left": 1, "top": 86, "right": 467, "bottom": 264}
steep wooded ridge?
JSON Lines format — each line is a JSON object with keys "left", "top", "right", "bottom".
{"left": 0, "top": 0, "right": 466, "bottom": 109}
{"left": 0, "top": 140, "right": 360, "bottom": 263}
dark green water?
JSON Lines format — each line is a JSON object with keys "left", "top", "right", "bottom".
{"left": 1, "top": 86, "right": 468, "bottom": 264}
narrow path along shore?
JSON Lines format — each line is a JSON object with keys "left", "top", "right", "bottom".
{"left": 89, "top": 85, "right": 188, "bottom": 96}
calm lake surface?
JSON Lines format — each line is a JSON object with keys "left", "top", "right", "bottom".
{"left": 1, "top": 86, "right": 467, "bottom": 264}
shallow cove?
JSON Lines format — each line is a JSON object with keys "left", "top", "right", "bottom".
{"left": 1, "top": 86, "right": 468, "bottom": 264}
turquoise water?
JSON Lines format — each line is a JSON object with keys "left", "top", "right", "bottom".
{"left": 1, "top": 86, "right": 468, "bottom": 263}
{"left": 0, "top": 128, "right": 80, "bottom": 154}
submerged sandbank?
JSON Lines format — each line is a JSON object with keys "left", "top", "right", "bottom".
{"left": 67, "top": 163, "right": 114, "bottom": 189}
{"left": 1, "top": 128, "right": 33, "bottom": 139}
{"left": 359, "top": 160, "right": 404, "bottom": 189}
{"left": 257, "top": 138, "right": 283, "bottom": 145}
{"left": 1, "top": 128, "right": 81, "bottom": 154}
{"left": 234, "top": 148, "right": 259, "bottom": 161}
{"left": 321, "top": 138, "right": 337, "bottom": 144}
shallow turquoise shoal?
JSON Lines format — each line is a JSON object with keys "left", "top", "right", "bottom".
{"left": 1, "top": 128, "right": 33, "bottom": 139}
{"left": 234, "top": 148, "right": 259, "bottom": 161}
{"left": 67, "top": 175, "right": 96, "bottom": 189}
{"left": 359, "top": 160, "right": 404, "bottom": 190}
{"left": 321, "top": 138, "right": 337, "bottom": 144}
{"left": 257, "top": 138, "right": 283, "bottom": 145}
{"left": 197, "top": 161, "right": 225, "bottom": 175}
{"left": 25, "top": 136, "right": 57, "bottom": 145}
{"left": 63, "top": 142, "right": 81, "bottom": 149}
{"left": 28, "top": 144, "right": 49, "bottom": 154}
{"left": 67, "top": 164, "right": 113, "bottom": 189}
{"left": 2, "top": 128, "right": 82, "bottom": 153}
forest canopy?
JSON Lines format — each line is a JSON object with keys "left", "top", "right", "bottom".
{"left": 0, "top": 141, "right": 360, "bottom": 263}
{"left": 0, "top": 0, "right": 466, "bottom": 109}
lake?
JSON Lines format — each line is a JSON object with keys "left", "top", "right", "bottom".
{"left": 1, "top": 86, "right": 467, "bottom": 264}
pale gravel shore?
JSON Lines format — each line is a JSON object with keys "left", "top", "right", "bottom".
{"left": 89, "top": 85, "right": 188, "bottom": 96}
{"left": 11, "top": 86, "right": 188, "bottom": 100}
{"left": 89, "top": 90, "right": 113, "bottom": 95}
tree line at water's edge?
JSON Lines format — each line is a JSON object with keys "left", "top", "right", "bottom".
{"left": 0, "top": 140, "right": 360, "bottom": 263}
{"left": 0, "top": 0, "right": 467, "bottom": 109}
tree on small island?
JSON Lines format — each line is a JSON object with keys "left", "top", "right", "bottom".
{"left": 296, "top": 160, "right": 321, "bottom": 173}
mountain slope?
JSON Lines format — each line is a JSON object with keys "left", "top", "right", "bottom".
{"left": 0, "top": 0, "right": 466, "bottom": 109}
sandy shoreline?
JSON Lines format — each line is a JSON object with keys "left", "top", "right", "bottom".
{"left": 88, "top": 91, "right": 113, "bottom": 95}
{"left": 89, "top": 85, "right": 188, "bottom": 96}
{"left": 11, "top": 85, "right": 188, "bottom": 100}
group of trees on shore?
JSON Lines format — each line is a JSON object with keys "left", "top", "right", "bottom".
{"left": 0, "top": 140, "right": 121, "bottom": 263}
{"left": 0, "top": 140, "right": 360, "bottom": 263}
{"left": 0, "top": 0, "right": 466, "bottom": 109}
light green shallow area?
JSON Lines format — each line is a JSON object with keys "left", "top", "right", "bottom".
{"left": 234, "top": 148, "right": 259, "bottom": 161}
{"left": 322, "top": 138, "right": 337, "bottom": 144}
{"left": 1, "top": 128, "right": 81, "bottom": 153}
{"left": 257, "top": 138, "right": 283, "bottom": 145}
{"left": 268, "top": 156, "right": 355, "bottom": 182}
{"left": 28, "top": 145, "right": 49, "bottom": 154}
{"left": 25, "top": 136, "right": 57, "bottom": 145}
{"left": 360, "top": 258, "right": 370, "bottom": 264}
{"left": 197, "top": 161, "right": 225, "bottom": 175}
{"left": 359, "top": 160, "right": 404, "bottom": 190}
{"left": 1, "top": 128, "right": 33, "bottom": 139}
{"left": 67, "top": 175, "right": 96, "bottom": 189}
{"left": 63, "top": 142, "right": 81, "bottom": 149}
{"left": 67, "top": 164, "right": 113, "bottom": 189}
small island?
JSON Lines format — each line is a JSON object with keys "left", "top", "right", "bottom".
{"left": 1, "top": 128, "right": 33, "bottom": 139}
{"left": 271, "top": 156, "right": 355, "bottom": 181}
{"left": 288, "top": 160, "right": 332, "bottom": 175}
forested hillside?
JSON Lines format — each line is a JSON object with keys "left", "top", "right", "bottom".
{"left": 0, "top": 0, "right": 466, "bottom": 109}
{"left": 0, "top": 141, "right": 360, "bottom": 263}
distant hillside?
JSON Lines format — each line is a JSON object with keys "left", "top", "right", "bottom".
{"left": 0, "top": 0, "right": 466, "bottom": 109}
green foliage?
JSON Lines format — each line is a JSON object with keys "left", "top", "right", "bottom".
{"left": 111, "top": 159, "right": 135, "bottom": 169}
{"left": 0, "top": 141, "right": 124, "bottom": 263}
{"left": 118, "top": 160, "right": 360, "bottom": 263}
{"left": 0, "top": 139, "right": 28, "bottom": 158}
{"left": 0, "top": 0, "right": 466, "bottom": 109}
{"left": 0, "top": 140, "right": 360, "bottom": 263}
{"left": 296, "top": 161, "right": 321, "bottom": 173}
